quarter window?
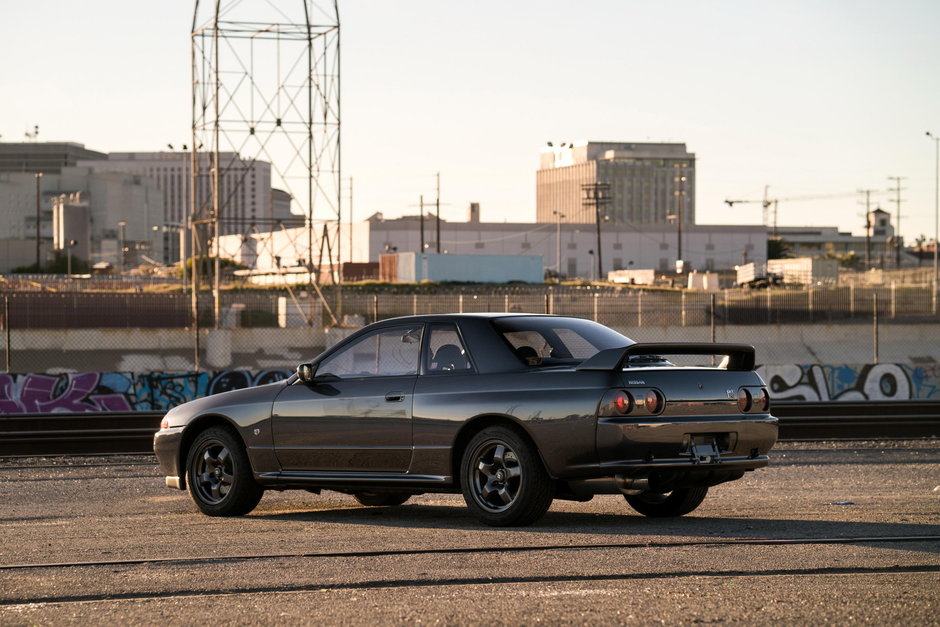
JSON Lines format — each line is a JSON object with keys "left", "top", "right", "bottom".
{"left": 427, "top": 324, "right": 473, "bottom": 372}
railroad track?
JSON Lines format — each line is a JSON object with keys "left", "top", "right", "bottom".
{"left": 0, "top": 401, "right": 937, "bottom": 457}
{"left": 3, "top": 534, "right": 938, "bottom": 571}
{"left": 2, "top": 535, "right": 938, "bottom": 606}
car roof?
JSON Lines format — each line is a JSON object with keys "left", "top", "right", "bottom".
{"left": 374, "top": 312, "right": 564, "bottom": 325}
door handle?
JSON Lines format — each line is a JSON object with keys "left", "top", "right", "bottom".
{"left": 385, "top": 392, "right": 405, "bottom": 402}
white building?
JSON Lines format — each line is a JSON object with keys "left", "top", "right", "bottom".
{"left": 76, "top": 152, "right": 294, "bottom": 248}
{"left": 218, "top": 209, "right": 767, "bottom": 281}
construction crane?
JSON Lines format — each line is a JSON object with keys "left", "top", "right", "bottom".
{"left": 724, "top": 186, "right": 870, "bottom": 238}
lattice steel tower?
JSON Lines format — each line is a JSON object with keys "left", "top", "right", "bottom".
{"left": 191, "top": 1, "right": 340, "bottom": 326}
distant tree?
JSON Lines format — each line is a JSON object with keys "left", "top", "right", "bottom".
{"left": 767, "top": 238, "right": 793, "bottom": 259}
{"left": 825, "top": 251, "right": 861, "bottom": 269}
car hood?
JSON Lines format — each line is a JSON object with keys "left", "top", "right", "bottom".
{"left": 163, "top": 380, "right": 288, "bottom": 427}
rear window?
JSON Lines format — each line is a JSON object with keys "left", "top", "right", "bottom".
{"left": 492, "top": 316, "right": 633, "bottom": 364}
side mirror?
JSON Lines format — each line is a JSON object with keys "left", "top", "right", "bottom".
{"left": 297, "top": 363, "right": 315, "bottom": 383}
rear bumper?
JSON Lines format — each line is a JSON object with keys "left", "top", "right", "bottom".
{"left": 153, "top": 426, "right": 185, "bottom": 490}
{"left": 596, "top": 414, "right": 778, "bottom": 474}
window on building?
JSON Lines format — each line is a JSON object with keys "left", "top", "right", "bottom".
{"left": 659, "top": 258, "right": 669, "bottom": 271}
{"left": 567, "top": 242, "right": 577, "bottom": 250}
{"left": 521, "top": 242, "right": 531, "bottom": 249}
{"left": 475, "top": 242, "right": 485, "bottom": 249}
{"left": 659, "top": 242, "right": 669, "bottom": 250}
{"left": 613, "top": 242, "right": 622, "bottom": 250}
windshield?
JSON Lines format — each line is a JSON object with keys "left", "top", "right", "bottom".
{"left": 491, "top": 316, "right": 634, "bottom": 365}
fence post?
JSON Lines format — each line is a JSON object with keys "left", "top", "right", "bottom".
{"left": 637, "top": 290, "right": 643, "bottom": 327}
{"left": 681, "top": 291, "right": 687, "bottom": 327}
{"left": 849, "top": 284, "right": 855, "bottom": 319}
{"left": 549, "top": 291, "right": 554, "bottom": 315}
{"left": 891, "top": 282, "right": 896, "bottom": 319}
{"left": 873, "top": 293, "right": 879, "bottom": 364}
{"left": 593, "top": 292, "right": 599, "bottom": 322}
{"left": 808, "top": 288, "right": 814, "bottom": 323}
{"left": 766, "top": 288, "right": 772, "bottom": 324}
{"left": 710, "top": 293, "right": 716, "bottom": 344}
{"left": 3, "top": 295, "right": 10, "bottom": 373}
{"left": 413, "top": 293, "right": 417, "bottom": 316}
{"left": 504, "top": 294, "right": 509, "bottom": 312}
{"left": 544, "top": 293, "right": 550, "bottom": 314}
{"left": 372, "top": 294, "right": 378, "bottom": 323}
{"left": 193, "top": 294, "right": 200, "bottom": 373}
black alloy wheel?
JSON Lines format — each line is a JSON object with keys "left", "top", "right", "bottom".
{"left": 460, "top": 426, "right": 553, "bottom": 527}
{"left": 623, "top": 486, "right": 708, "bottom": 517}
{"left": 186, "top": 426, "right": 263, "bottom": 516}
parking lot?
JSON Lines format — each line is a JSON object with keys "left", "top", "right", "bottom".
{"left": 1, "top": 440, "right": 938, "bottom": 625}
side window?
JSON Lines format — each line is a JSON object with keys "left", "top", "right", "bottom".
{"left": 317, "top": 325, "right": 422, "bottom": 378}
{"left": 426, "top": 324, "right": 473, "bottom": 373}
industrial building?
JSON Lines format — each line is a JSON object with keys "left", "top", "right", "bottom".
{"left": 0, "top": 141, "right": 106, "bottom": 175}
{"left": 0, "top": 167, "right": 164, "bottom": 272}
{"left": 218, "top": 207, "right": 767, "bottom": 282}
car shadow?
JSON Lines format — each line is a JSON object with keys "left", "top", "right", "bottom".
{"left": 250, "top": 501, "right": 940, "bottom": 555}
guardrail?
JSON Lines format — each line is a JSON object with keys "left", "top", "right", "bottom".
{"left": 0, "top": 402, "right": 937, "bottom": 457}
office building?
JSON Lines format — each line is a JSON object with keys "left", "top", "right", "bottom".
{"left": 537, "top": 141, "right": 695, "bottom": 227}
{"left": 0, "top": 141, "right": 106, "bottom": 175}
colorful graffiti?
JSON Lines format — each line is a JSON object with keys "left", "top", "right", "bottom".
{"left": 758, "top": 364, "right": 940, "bottom": 401}
{"left": 0, "top": 370, "right": 292, "bottom": 414}
{"left": 1, "top": 364, "right": 936, "bottom": 414}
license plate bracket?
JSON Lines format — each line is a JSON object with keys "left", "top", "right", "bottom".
{"left": 688, "top": 436, "right": 721, "bottom": 464}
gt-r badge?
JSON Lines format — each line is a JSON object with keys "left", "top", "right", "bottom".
{"left": 727, "top": 389, "right": 736, "bottom": 399}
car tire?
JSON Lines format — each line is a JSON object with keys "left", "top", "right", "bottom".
{"left": 353, "top": 492, "right": 411, "bottom": 507}
{"left": 623, "top": 486, "right": 708, "bottom": 517}
{"left": 186, "top": 426, "right": 263, "bottom": 516}
{"left": 460, "top": 426, "right": 553, "bottom": 527}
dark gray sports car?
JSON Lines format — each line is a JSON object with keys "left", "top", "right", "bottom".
{"left": 154, "top": 314, "right": 777, "bottom": 526}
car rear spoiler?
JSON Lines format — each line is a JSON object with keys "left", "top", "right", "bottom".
{"left": 576, "top": 343, "right": 756, "bottom": 372}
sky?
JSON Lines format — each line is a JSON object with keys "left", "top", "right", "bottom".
{"left": 2, "top": 0, "right": 939, "bottom": 242}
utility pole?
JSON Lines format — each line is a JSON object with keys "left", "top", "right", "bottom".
{"left": 858, "top": 189, "right": 876, "bottom": 268}
{"left": 435, "top": 173, "right": 441, "bottom": 253}
{"left": 582, "top": 182, "right": 612, "bottom": 281}
{"left": 419, "top": 195, "right": 425, "bottom": 253}
{"left": 34, "top": 173, "right": 43, "bottom": 270}
{"left": 887, "top": 176, "right": 906, "bottom": 269}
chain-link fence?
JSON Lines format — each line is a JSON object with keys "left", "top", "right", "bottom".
{"left": 1, "top": 285, "right": 938, "bottom": 374}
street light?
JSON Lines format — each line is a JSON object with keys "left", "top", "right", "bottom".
{"left": 67, "top": 239, "right": 77, "bottom": 275}
{"left": 34, "top": 172, "right": 43, "bottom": 270}
{"left": 118, "top": 220, "right": 128, "bottom": 274}
{"left": 927, "top": 131, "right": 939, "bottom": 314}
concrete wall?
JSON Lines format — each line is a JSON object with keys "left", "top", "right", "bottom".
{"left": 1, "top": 359, "right": 936, "bottom": 415}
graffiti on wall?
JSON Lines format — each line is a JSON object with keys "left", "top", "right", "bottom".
{"left": 0, "top": 369, "right": 292, "bottom": 414}
{"left": 758, "top": 363, "right": 940, "bottom": 401}
{"left": 1, "top": 363, "right": 937, "bottom": 413}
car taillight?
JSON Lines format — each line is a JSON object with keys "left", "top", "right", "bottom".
{"left": 737, "top": 388, "right": 753, "bottom": 412}
{"left": 757, "top": 388, "right": 770, "bottom": 412}
{"left": 645, "top": 390, "right": 663, "bottom": 414}
{"left": 160, "top": 418, "right": 169, "bottom": 430}
{"left": 614, "top": 391, "right": 634, "bottom": 415}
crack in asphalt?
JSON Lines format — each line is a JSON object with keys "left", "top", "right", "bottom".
{"left": 2, "top": 564, "right": 938, "bottom": 607}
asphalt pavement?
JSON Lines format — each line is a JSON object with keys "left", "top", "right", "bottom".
{"left": 0, "top": 439, "right": 938, "bottom": 625}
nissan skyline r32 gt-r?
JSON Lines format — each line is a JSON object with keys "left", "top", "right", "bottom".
{"left": 154, "top": 314, "right": 778, "bottom": 526}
